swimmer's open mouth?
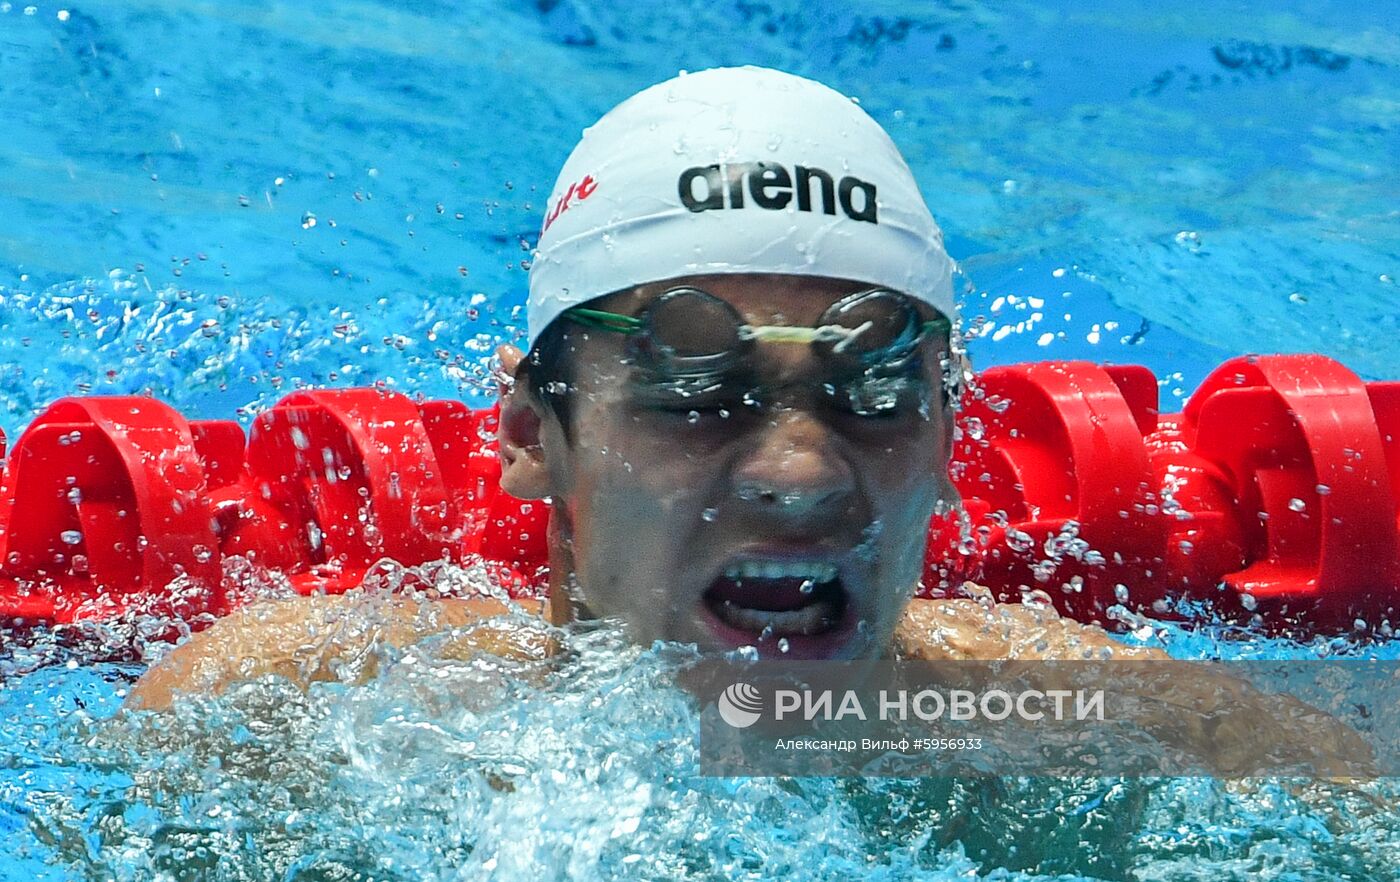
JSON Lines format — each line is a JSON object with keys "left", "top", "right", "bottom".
{"left": 703, "top": 559, "right": 848, "bottom": 637}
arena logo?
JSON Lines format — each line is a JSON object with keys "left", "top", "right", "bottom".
{"left": 677, "top": 162, "right": 878, "bottom": 223}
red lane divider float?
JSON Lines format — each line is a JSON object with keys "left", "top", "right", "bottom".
{"left": 933, "top": 355, "right": 1400, "bottom": 631}
{"left": 1, "top": 354, "right": 1396, "bottom": 633}
{"left": 0, "top": 392, "right": 549, "bottom": 624}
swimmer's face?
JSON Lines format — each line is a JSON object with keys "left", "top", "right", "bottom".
{"left": 500, "top": 274, "right": 956, "bottom": 660}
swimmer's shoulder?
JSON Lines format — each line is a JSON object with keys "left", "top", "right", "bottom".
{"left": 125, "top": 592, "right": 553, "bottom": 712}
{"left": 895, "top": 595, "right": 1167, "bottom": 661}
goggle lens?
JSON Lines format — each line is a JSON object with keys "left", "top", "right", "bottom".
{"left": 816, "top": 288, "right": 923, "bottom": 368}
{"left": 568, "top": 285, "right": 945, "bottom": 379}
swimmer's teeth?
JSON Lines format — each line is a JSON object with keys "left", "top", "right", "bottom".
{"left": 722, "top": 560, "right": 838, "bottom": 582}
{"left": 717, "top": 599, "right": 837, "bottom": 636}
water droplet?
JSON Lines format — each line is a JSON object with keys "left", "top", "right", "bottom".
{"left": 1006, "top": 529, "right": 1035, "bottom": 553}
{"left": 1288, "top": 497, "right": 1306, "bottom": 512}
{"left": 1239, "top": 592, "right": 1258, "bottom": 611}
{"left": 60, "top": 530, "right": 82, "bottom": 545}
{"left": 701, "top": 508, "right": 718, "bottom": 522}
{"left": 1022, "top": 588, "right": 1053, "bottom": 608}
{"left": 301, "top": 212, "right": 317, "bottom": 229}
{"left": 777, "top": 637, "right": 790, "bottom": 653}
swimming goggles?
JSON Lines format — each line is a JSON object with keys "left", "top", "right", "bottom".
{"left": 562, "top": 286, "right": 952, "bottom": 379}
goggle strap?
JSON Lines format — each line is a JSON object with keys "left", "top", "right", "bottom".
{"left": 921, "top": 317, "right": 953, "bottom": 337}
{"left": 565, "top": 307, "right": 644, "bottom": 334}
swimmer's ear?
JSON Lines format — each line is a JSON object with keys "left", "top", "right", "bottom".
{"left": 496, "top": 344, "right": 551, "bottom": 500}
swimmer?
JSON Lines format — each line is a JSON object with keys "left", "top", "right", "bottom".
{"left": 122, "top": 70, "right": 1374, "bottom": 776}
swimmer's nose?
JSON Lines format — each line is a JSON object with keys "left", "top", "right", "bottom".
{"left": 730, "top": 409, "right": 854, "bottom": 526}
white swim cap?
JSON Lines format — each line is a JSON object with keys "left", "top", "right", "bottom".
{"left": 526, "top": 66, "right": 955, "bottom": 349}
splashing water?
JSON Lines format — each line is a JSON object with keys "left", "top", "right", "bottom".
{"left": 3, "top": 559, "right": 1400, "bottom": 881}
{"left": 2, "top": 0, "right": 1399, "bottom": 878}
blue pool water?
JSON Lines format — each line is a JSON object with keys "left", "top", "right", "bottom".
{"left": 2, "top": 0, "right": 1400, "bottom": 879}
